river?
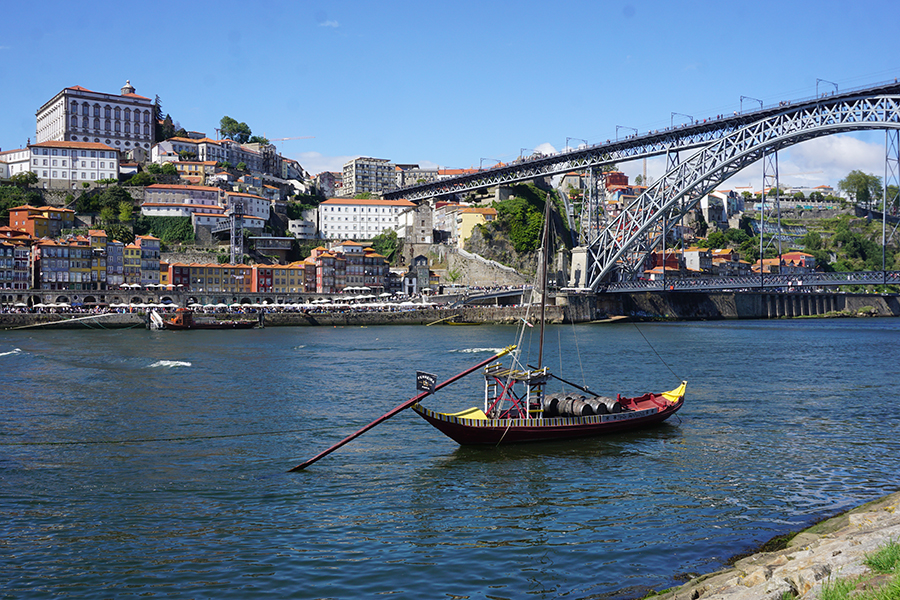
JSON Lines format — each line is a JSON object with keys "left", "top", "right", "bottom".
{"left": 2, "top": 318, "right": 899, "bottom": 599}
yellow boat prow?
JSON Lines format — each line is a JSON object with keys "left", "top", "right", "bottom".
{"left": 661, "top": 381, "right": 687, "bottom": 403}
{"left": 446, "top": 406, "right": 489, "bottom": 420}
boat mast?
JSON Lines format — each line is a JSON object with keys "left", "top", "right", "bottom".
{"left": 537, "top": 195, "right": 551, "bottom": 370}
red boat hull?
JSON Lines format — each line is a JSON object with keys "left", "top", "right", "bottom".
{"left": 411, "top": 389, "right": 685, "bottom": 445}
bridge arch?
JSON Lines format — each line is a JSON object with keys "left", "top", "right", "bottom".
{"left": 585, "top": 93, "right": 900, "bottom": 289}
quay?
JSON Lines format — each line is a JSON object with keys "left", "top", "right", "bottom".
{"left": 1, "top": 291, "right": 898, "bottom": 330}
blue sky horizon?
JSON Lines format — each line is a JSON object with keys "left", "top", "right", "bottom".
{"left": 2, "top": 0, "right": 899, "bottom": 193}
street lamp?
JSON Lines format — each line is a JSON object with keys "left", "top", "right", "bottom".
{"left": 566, "top": 137, "right": 588, "bottom": 152}
{"left": 671, "top": 112, "right": 693, "bottom": 128}
{"left": 816, "top": 78, "right": 838, "bottom": 97}
{"left": 479, "top": 158, "right": 503, "bottom": 170}
{"left": 616, "top": 125, "right": 637, "bottom": 141}
{"left": 740, "top": 96, "right": 763, "bottom": 112}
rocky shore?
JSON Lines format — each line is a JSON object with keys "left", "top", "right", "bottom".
{"left": 647, "top": 491, "right": 900, "bottom": 600}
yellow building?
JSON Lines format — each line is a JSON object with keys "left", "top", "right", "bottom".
{"left": 456, "top": 207, "right": 498, "bottom": 248}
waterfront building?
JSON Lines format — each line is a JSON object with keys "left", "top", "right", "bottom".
{"left": 89, "top": 230, "right": 108, "bottom": 290}
{"left": 124, "top": 243, "right": 141, "bottom": 285}
{"left": 136, "top": 235, "right": 161, "bottom": 286}
{"left": 318, "top": 197, "right": 415, "bottom": 240}
{"left": 106, "top": 239, "right": 124, "bottom": 288}
{"left": 35, "top": 81, "right": 154, "bottom": 154}
{"left": 0, "top": 241, "right": 15, "bottom": 290}
{"left": 395, "top": 204, "right": 433, "bottom": 244}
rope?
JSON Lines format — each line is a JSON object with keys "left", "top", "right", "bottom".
{"left": 0, "top": 428, "right": 306, "bottom": 447}
{"left": 631, "top": 322, "right": 682, "bottom": 380}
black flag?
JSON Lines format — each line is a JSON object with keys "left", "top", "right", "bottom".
{"left": 416, "top": 371, "right": 437, "bottom": 393}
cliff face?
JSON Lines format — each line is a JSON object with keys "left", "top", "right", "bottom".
{"left": 464, "top": 225, "right": 538, "bottom": 278}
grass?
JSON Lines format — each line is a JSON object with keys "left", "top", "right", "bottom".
{"left": 820, "top": 539, "right": 900, "bottom": 600}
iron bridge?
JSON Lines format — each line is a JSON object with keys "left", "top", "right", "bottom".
{"left": 385, "top": 79, "right": 900, "bottom": 291}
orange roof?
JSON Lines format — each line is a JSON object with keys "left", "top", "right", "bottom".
{"left": 321, "top": 198, "right": 415, "bottom": 207}
{"left": 147, "top": 184, "right": 221, "bottom": 192}
{"left": 31, "top": 140, "right": 117, "bottom": 152}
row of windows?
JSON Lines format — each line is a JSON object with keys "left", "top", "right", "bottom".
{"left": 34, "top": 148, "right": 113, "bottom": 158}
{"left": 35, "top": 159, "right": 112, "bottom": 168}
{"left": 325, "top": 206, "right": 399, "bottom": 212}
{"left": 72, "top": 102, "right": 150, "bottom": 122}
{"left": 41, "top": 171, "right": 114, "bottom": 180}
{"left": 70, "top": 116, "right": 150, "bottom": 135}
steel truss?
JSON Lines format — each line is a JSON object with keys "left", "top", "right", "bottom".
{"left": 384, "top": 80, "right": 900, "bottom": 203}
{"left": 585, "top": 91, "right": 900, "bottom": 290}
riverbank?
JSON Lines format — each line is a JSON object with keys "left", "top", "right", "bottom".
{"left": 644, "top": 490, "right": 900, "bottom": 600}
{"left": 0, "top": 305, "right": 566, "bottom": 330}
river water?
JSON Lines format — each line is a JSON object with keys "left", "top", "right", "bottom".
{"left": 2, "top": 318, "right": 899, "bottom": 599}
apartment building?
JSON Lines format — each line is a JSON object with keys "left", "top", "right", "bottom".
{"left": 341, "top": 157, "right": 396, "bottom": 197}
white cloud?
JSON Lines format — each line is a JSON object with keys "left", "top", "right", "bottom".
{"left": 619, "top": 133, "right": 887, "bottom": 192}
{"left": 533, "top": 142, "right": 558, "bottom": 156}
{"left": 294, "top": 151, "right": 354, "bottom": 176}
{"left": 318, "top": 20, "right": 339, "bottom": 28}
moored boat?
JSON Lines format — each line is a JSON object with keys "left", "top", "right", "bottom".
{"left": 410, "top": 194, "right": 686, "bottom": 445}
{"left": 150, "top": 308, "right": 260, "bottom": 330}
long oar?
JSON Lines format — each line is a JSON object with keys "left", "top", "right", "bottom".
{"left": 289, "top": 345, "right": 516, "bottom": 471}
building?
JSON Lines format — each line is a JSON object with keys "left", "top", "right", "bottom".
{"left": 141, "top": 184, "right": 226, "bottom": 225}
{"left": 35, "top": 81, "right": 154, "bottom": 154}
{"left": 2, "top": 141, "right": 120, "bottom": 189}
{"left": 9, "top": 205, "right": 75, "bottom": 238}
{"left": 456, "top": 206, "right": 497, "bottom": 248}
{"left": 395, "top": 204, "right": 433, "bottom": 244}
{"left": 136, "top": 235, "right": 161, "bottom": 286}
{"left": 341, "top": 157, "right": 396, "bottom": 197}
{"left": 318, "top": 197, "right": 416, "bottom": 240}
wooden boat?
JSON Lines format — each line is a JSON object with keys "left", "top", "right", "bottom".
{"left": 150, "top": 308, "right": 259, "bottom": 330}
{"left": 410, "top": 196, "right": 686, "bottom": 445}
{"left": 289, "top": 196, "right": 685, "bottom": 470}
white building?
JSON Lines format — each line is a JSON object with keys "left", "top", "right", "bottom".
{"left": 1, "top": 141, "right": 120, "bottom": 189}
{"left": 141, "top": 184, "right": 225, "bottom": 218}
{"left": 225, "top": 192, "right": 270, "bottom": 221}
{"left": 318, "top": 197, "right": 415, "bottom": 240}
{"left": 35, "top": 80, "right": 154, "bottom": 154}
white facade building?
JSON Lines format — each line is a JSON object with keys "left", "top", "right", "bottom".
{"left": 2, "top": 141, "right": 119, "bottom": 189}
{"left": 318, "top": 198, "right": 415, "bottom": 240}
{"left": 141, "top": 184, "right": 224, "bottom": 218}
{"left": 35, "top": 81, "right": 154, "bottom": 154}
{"left": 225, "top": 192, "right": 271, "bottom": 221}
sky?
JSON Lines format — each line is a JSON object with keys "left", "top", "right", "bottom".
{"left": 2, "top": 0, "right": 900, "bottom": 192}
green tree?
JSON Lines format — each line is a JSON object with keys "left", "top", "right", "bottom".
{"left": 838, "top": 170, "right": 882, "bottom": 209}
{"left": 725, "top": 228, "right": 750, "bottom": 245}
{"left": 98, "top": 186, "right": 134, "bottom": 212}
{"left": 798, "top": 231, "right": 822, "bottom": 251}
{"left": 371, "top": 229, "right": 399, "bottom": 262}
{"left": 809, "top": 191, "right": 824, "bottom": 201}
{"left": 236, "top": 162, "right": 247, "bottom": 171}
{"left": 161, "top": 163, "right": 178, "bottom": 176}
{"left": 9, "top": 171, "right": 38, "bottom": 188}
{"left": 104, "top": 223, "right": 134, "bottom": 245}
{"left": 793, "top": 191, "right": 806, "bottom": 200}
{"left": 118, "top": 201, "right": 134, "bottom": 223}
{"left": 0, "top": 185, "right": 42, "bottom": 221}
{"left": 354, "top": 192, "right": 375, "bottom": 199}
{"left": 219, "top": 116, "right": 252, "bottom": 144}
{"left": 248, "top": 135, "right": 269, "bottom": 145}
{"left": 146, "top": 163, "right": 162, "bottom": 175}
{"left": 126, "top": 172, "right": 156, "bottom": 186}
{"left": 100, "top": 206, "right": 117, "bottom": 223}
{"left": 706, "top": 230, "right": 726, "bottom": 248}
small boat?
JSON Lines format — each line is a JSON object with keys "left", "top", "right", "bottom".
{"left": 289, "top": 196, "right": 685, "bottom": 470}
{"left": 150, "top": 308, "right": 259, "bottom": 330}
{"left": 410, "top": 196, "right": 686, "bottom": 445}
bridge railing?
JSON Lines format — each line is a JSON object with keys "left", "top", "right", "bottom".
{"left": 602, "top": 271, "right": 900, "bottom": 293}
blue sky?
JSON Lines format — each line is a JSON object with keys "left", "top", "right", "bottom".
{"left": 2, "top": 0, "right": 899, "bottom": 191}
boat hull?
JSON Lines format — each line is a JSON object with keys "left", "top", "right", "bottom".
{"left": 411, "top": 390, "right": 684, "bottom": 445}
{"left": 161, "top": 321, "right": 257, "bottom": 330}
